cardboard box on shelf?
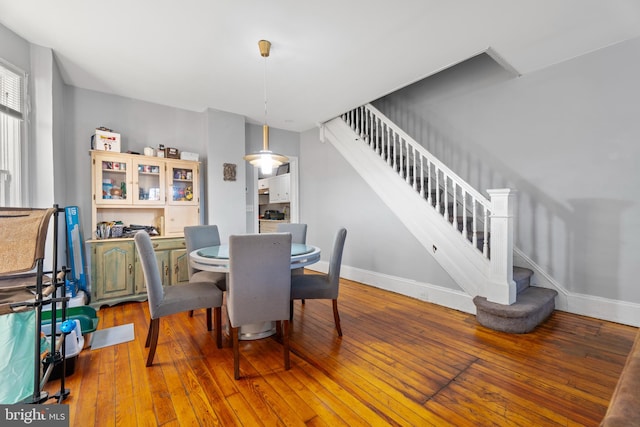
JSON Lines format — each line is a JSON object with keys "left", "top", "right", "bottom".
{"left": 92, "top": 129, "right": 121, "bottom": 152}
{"left": 165, "top": 147, "right": 179, "bottom": 159}
{"left": 180, "top": 151, "right": 199, "bottom": 161}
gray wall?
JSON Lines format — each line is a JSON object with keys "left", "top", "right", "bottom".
{"left": 374, "top": 37, "right": 640, "bottom": 304}
{"left": 204, "top": 108, "right": 247, "bottom": 241}
{"left": 64, "top": 87, "right": 208, "bottom": 241}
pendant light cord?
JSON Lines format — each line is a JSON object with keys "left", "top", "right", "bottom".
{"left": 263, "top": 55, "right": 268, "bottom": 127}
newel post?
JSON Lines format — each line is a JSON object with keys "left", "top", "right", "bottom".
{"left": 485, "top": 188, "right": 516, "bottom": 305}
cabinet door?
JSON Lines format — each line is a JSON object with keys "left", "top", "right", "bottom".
{"left": 93, "top": 241, "right": 135, "bottom": 300}
{"left": 165, "top": 205, "right": 199, "bottom": 236}
{"left": 166, "top": 159, "right": 199, "bottom": 206}
{"left": 268, "top": 174, "right": 290, "bottom": 203}
{"left": 93, "top": 153, "right": 133, "bottom": 205}
{"left": 279, "top": 174, "right": 290, "bottom": 202}
{"left": 170, "top": 249, "right": 190, "bottom": 285}
{"left": 135, "top": 250, "right": 170, "bottom": 294}
{"left": 268, "top": 175, "right": 280, "bottom": 203}
{"left": 132, "top": 157, "right": 165, "bottom": 205}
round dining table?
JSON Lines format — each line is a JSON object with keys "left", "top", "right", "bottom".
{"left": 189, "top": 243, "right": 321, "bottom": 273}
{"left": 188, "top": 243, "right": 321, "bottom": 340}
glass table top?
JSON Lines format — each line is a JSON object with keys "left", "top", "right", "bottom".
{"left": 197, "top": 243, "right": 315, "bottom": 259}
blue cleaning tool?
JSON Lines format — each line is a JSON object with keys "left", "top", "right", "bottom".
{"left": 59, "top": 320, "right": 76, "bottom": 335}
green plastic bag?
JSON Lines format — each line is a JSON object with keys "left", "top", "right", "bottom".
{"left": 0, "top": 310, "right": 40, "bottom": 404}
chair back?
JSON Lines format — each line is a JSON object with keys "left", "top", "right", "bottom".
{"left": 276, "top": 223, "right": 307, "bottom": 244}
{"left": 134, "top": 232, "right": 164, "bottom": 318}
{"left": 0, "top": 208, "right": 56, "bottom": 275}
{"left": 184, "top": 225, "right": 221, "bottom": 278}
{"left": 227, "top": 233, "right": 291, "bottom": 327}
{"left": 327, "top": 228, "right": 347, "bottom": 289}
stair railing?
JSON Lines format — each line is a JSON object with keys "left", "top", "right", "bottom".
{"left": 340, "top": 103, "right": 516, "bottom": 304}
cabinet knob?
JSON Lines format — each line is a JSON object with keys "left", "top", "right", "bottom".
{"left": 153, "top": 243, "right": 159, "bottom": 248}
{"left": 128, "top": 264, "right": 133, "bottom": 274}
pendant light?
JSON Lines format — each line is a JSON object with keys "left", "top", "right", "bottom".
{"left": 243, "top": 39, "right": 288, "bottom": 174}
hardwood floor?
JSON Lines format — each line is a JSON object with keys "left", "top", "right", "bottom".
{"left": 45, "top": 277, "right": 637, "bottom": 426}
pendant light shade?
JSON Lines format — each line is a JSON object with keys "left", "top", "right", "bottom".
{"left": 243, "top": 39, "right": 288, "bottom": 174}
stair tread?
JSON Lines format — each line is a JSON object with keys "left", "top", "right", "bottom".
{"left": 513, "top": 266, "right": 534, "bottom": 282}
{"left": 473, "top": 287, "right": 557, "bottom": 318}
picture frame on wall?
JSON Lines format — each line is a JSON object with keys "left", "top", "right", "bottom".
{"left": 223, "top": 163, "right": 236, "bottom": 181}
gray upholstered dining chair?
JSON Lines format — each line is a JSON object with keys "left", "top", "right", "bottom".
{"left": 276, "top": 222, "right": 307, "bottom": 277}
{"left": 134, "top": 232, "right": 224, "bottom": 366}
{"left": 227, "top": 233, "right": 292, "bottom": 379}
{"left": 184, "top": 225, "right": 227, "bottom": 321}
{"left": 276, "top": 223, "right": 307, "bottom": 244}
{"left": 290, "top": 227, "right": 347, "bottom": 336}
{"left": 184, "top": 225, "right": 227, "bottom": 291}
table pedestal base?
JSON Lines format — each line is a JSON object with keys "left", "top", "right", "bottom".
{"left": 226, "top": 321, "right": 276, "bottom": 340}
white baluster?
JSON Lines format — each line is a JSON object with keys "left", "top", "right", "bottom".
{"left": 365, "top": 108, "right": 370, "bottom": 143}
{"left": 391, "top": 130, "right": 396, "bottom": 165}
{"left": 374, "top": 117, "right": 380, "bottom": 150}
{"left": 444, "top": 177, "right": 449, "bottom": 220}
{"left": 483, "top": 207, "right": 489, "bottom": 257}
{"left": 398, "top": 138, "right": 408, "bottom": 178}
{"left": 426, "top": 160, "right": 432, "bottom": 205}
{"left": 435, "top": 168, "right": 441, "bottom": 214}
{"left": 388, "top": 129, "right": 392, "bottom": 162}
{"left": 462, "top": 191, "right": 467, "bottom": 236}
{"left": 419, "top": 156, "right": 425, "bottom": 198}
{"left": 408, "top": 143, "right": 412, "bottom": 181}
{"left": 452, "top": 183, "right": 458, "bottom": 231}
{"left": 472, "top": 198, "right": 478, "bottom": 249}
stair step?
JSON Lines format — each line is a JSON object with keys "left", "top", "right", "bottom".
{"left": 473, "top": 286, "right": 558, "bottom": 334}
{"left": 513, "top": 266, "right": 534, "bottom": 293}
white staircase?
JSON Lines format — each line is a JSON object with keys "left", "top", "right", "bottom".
{"left": 321, "top": 104, "right": 517, "bottom": 305}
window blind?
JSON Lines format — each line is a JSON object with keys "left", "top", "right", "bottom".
{"left": 0, "top": 62, "right": 24, "bottom": 121}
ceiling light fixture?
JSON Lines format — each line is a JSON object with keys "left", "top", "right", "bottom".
{"left": 243, "top": 39, "right": 288, "bottom": 174}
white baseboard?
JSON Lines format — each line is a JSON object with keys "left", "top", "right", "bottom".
{"left": 306, "top": 262, "right": 476, "bottom": 315}
{"left": 308, "top": 261, "right": 640, "bottom": 327}
{"left": 515, "top": 248, "right": 640, "bottom": 327}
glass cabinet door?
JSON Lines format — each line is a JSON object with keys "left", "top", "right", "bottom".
{"left": 133, "top": 158, "right": 165, "bottom": 205}
{"left": 167, "top": 160, "right": 198, "bottom": 205}
{"left": 95, "top": 154, "right": 132, "bottom": 205}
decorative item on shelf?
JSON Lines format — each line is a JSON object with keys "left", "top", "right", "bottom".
{"left": 109, "top": 187, "right": 122, "bottom": 199}
{"left": 91, "top": 127, "right": 121, "bottom": 152}
{"left": 243, "top": 39, "right": 288, "bottom": 174}
{"left": 223, "top": 163, "right": 236, "bottom": 181}
{"left": 143, "top": 146, "right": 155, "bottom": 156}
{"left": 164, "top": 147, "right": 179, "bottom": 159}
{"left": 180, "top": 151, "right": 199, "bottom": 161}
{"left": 157, "top": 144, "right": 165, "bottom": 158}
{"left": 185, "top": 186, "right": 193, "bottom": 201}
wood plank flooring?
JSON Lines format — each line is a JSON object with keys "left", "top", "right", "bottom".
{"left": 45, "top": 277, "right": 637, "bottom": 426}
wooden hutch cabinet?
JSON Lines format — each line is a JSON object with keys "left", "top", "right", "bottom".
{"left": 87, "top": 151, "right": 200, "bottom": 308}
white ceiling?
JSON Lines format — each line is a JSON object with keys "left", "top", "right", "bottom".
{"left": 1, "top": 1, "right": 639, "bottom": 132}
